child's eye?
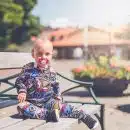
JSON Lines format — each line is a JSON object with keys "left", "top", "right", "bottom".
{"left": 37, "top": 52, "right": 42, "bottom": 56}
{"left": 45, "top": 52, "right": 50, "bottom": 56}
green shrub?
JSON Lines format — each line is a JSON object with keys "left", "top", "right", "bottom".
{"left": 5, "top": 43, "right": 19, "bottom": 52}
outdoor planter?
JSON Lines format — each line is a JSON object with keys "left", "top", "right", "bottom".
{"left": 74, "top": 75, "right": 129, "bottom": 96}
{"left": 72, "top": 56, "right": 130, "bottom": 96}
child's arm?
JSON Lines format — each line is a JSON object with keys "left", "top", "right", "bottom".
{"left": 15, "top": 64, "right": 29, "bottom": 102}
{"left": 50, "top": 68, "right": 61, "bottom": 100}
{"left": 52, "top": 81, "right": 61, "bottom": 100}
{"left": 15, "top": 74, "right": 27, "bottom": 103}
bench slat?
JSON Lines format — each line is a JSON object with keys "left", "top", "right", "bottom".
{"left": 0, "top": 103, "right": 83, "bottom": 130}
{"left": 1, "top": 119, "right": 46, "bottom": 130}
{"left": 33, "top": 104, "right": 100, "bottom": 130}
{"left": 0, "top": 104, "right": 100, "bottom": 130}
{"left": 79, "top": 104, "right": 101, "bottom": 115}
{"left": 0, "top": 117, "right": 23, "bottom": 129}
{"left": 35, "top": 118, "right": 87, "bottom": 130}
{"left": 0, "top": 105, "right": 18, "bottom": 119}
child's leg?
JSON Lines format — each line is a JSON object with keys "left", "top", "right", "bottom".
{"left": 60, "top": 103, "right": 98, "bottom": 130}
{"left": 44, "top": 98, "right": 60, "bottom": 110}
{"left": 17, "top": 101, "right": 47, "bottom": 119}
{"left": 44, "top": 98, "right": 60, "bottom": 122}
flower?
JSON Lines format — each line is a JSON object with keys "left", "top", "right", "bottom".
{"left": 72, "top": 56, "right": 130, "bottom": 80}
{"left": 125, "top": 66, "right": 130, "bottom": 72}
{"left": 72, "top": 66, "right": 85, "bottom": 73}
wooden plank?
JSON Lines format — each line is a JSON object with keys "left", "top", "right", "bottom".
{"left": 34, "top": 118, "right": 87, "bottom": 130}
{"left": 0, "top": 103, "right": 82, "bottom": 130}
{"left": 79, "top": 104, "right": 101, "bottom": 115}
{"left": 0, "top": 105, "right": 18, "bottom": 119}
{"left": 62, "top": 103, "right": 100, "bottom": 115}
{"left": 0, "top": 117, "right": 23, "bottom": 129}
{"left": 2, "top": 119, "right": 46, "bottom": 130}
{"left": 0, "top": 104, "right": 100, "bottom": 130}
{"left": 64, "top": 103, "right": 82, "bottom": 108}
{"left": 34, "top": 104, "right": 100, "bottom": 130}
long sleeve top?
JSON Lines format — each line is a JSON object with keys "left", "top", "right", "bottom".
{"left": 15, "top": 62, "right": 61, "bottom": 107}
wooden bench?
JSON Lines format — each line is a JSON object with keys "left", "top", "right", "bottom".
{"left": 0, "top": 52, "right": 105, "bottom": 130}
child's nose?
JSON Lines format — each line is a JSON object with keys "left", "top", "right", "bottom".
{"left": 42, "top": 54, "right": 47, "bottom": 58}
{"left": 38, "top": 55, "right": 46, "bottom": 61}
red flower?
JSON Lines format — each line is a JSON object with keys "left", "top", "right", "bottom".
{"left": 72, "top": 66, "right": 85, "bottom": 73}
{"left": 125, "top": 66, "right": 130, "bottom": 72}
{"left": 110, "top": 62, "right": 117, "bottom": 68}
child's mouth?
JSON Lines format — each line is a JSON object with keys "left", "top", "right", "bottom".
{"left": 41, "top": 60, "right": 46, "bottom": 64}
{"left": 37, "top": 57, "right": 49, "bottom": 68}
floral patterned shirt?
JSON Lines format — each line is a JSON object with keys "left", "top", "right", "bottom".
{"left": 15, "top": 62, "right": 60, "bottom": 107}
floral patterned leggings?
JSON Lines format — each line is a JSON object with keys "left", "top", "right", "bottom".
{"left": 17, "top": 98, "right": 79, "bottom": 120}
{"left": 17, "top": 98, "right": 98, "bottom": 129}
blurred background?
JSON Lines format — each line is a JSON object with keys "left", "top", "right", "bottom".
{"left": 1, "top": 1, "right": 130, "bottom": 129}
{"left": 1, "top": 0, "right": 130, "bottom": 61}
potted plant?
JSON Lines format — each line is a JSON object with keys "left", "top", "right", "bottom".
{"left": 72, "top": 56, "right": 130, "bottom": 96}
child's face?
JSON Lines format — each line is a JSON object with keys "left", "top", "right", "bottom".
{"left": 32, "top": 39, "right": 53, "bottom": 69}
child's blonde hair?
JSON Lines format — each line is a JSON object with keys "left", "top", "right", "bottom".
{"left": 31, "top": 36, "right": 53, "bottom": 57}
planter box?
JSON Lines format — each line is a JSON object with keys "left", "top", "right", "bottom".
{"left": 74, "top": 76, "right": 129, "bottom": 96}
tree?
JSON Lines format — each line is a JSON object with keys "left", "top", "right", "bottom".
{"left": 0, "top": 0, "right": 41, "bottom": 49}
{"left": 11, "top": 0, "right": 41, "bottom": 44}
{"left": 0, "top": 0, "right": 24, "bottom": 25}
{"left": 0, "top": 0, "right": 24, "bottom": 49}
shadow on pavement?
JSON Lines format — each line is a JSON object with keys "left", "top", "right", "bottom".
{"left": 11, "top": 114, "right": 22, "bottom": 119}
{"left": 11, "top": 114, "right": 29, "bottom": 119}
{"left": 63, "top": 90, "right": 91, "bottom": 97}
{"left": 117, "top": 104, "right": 130, "bottom": 113}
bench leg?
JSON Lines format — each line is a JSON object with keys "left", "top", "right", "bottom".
{"left": 100, "top": 104, "right": 105, "bottom": 130}
{"left": 94, "top": 104, "right": 105, "bottom": 130}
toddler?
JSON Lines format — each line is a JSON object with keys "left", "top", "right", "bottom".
{"left": 15, "top": 37, "right": 98, "bottom": 130}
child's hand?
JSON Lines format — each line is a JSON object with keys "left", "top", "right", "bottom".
{"left": 17, "top": 93, "right": 26, "bottom": 103}
{"left": 54, "top": 96, "right": 62, "bottom": 101}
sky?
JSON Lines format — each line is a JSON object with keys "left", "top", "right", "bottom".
{"left": 32, "top": 0, "right": 130, "bottom": 28}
